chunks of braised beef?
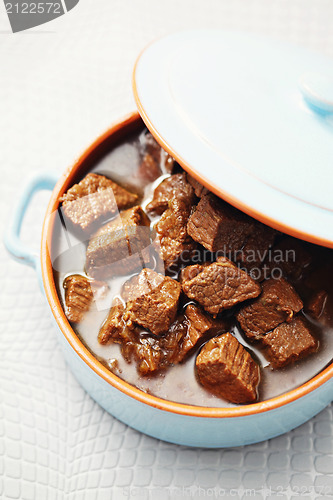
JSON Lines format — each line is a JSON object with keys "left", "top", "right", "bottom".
{"left": 237, "top": 277, "right": 303, "bottom": 339}
{"left": 173, "top": 304, "right": 228, "bottom": 363}
{"left": 86, "top": 206, "right": 151, "bottom": 279}
{"left": 187, "top": 193, "right": 276, "bottom": 258}
{"left": 146, "top": 173, "right": 193, "bottom": 215}
{"left": 61, "top": 131, "right": 326, "bottom": 404}
{"left": 266, "top": 237, "right": 312, "bottom": 280}
{"left": 122, "top": 269, "right": 181, "bottom": 336}
{"left": 239, "top": 224, "right": 277, "bottom": 278}
{"left": 98, "top": 301, "right": 167, "bottom": 375}
{"left": 138, "top": 131, "right": 162, "bottom": 182}
{"left": 186, "top": 174, "right": 210, "bottom": 198}
{"left": 164, "top": 154, "right": 178, "bottom": 174}
{"left": 196, "top": 333, "right": 260, "bottom": 404}
{"left": 306, "top": 290, "right": 328, "bottom": 320}
{"left": 121, "top": 330, "right": 165, "bottom": 376}
{"left": 60, "top": 173, "right": 138, "bottom": 233}
{"left": 139, "top": 153, "right": 162, "bottom": 183}
{"left": 98, "top": 297, "right": 125, "bottom": 345}
{"left": 123, "top": 305, "right": 226, "bottom": 375}
{"left": 181, "top": 257, "right": 261, "bottom": 315}
{"left": 261, "top": 317, "right": 318, "bottom": 368}
{"left": 155, "top": 176, "right": 197, "bottom": 271}
{"left": 97, "top": 300, "right": 226, "bottom": 375}
{"left": 138, "top": 131, "right": 177, "bottom": 182}
{"left": 63, "top": 274, "right": 107, "bottom": 323}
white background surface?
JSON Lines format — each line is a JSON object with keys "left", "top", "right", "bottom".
{"left": 0, "top": 1, "right": 333, "bottom": 499}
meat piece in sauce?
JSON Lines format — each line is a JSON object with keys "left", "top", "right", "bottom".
{"left": 164, "top": 154, "right": 178, "bottom": 174}
{"left": 122, "top": 305, "right": 226, "bottom": 374}
{"left": 261, "top": 317, "right": 318, "bottom": 368}
{"left": 60, "top": 173, "right": 138, "bottom": 233}
{"left": 155, "top": 179, "right": 197, "bottom": 271}
{"left": 138, "top": 131, "right": 178, "bottom": 182}
{"left": 98, "top": 298, "right": 125, "bottom": 345}
{"left": 305, "top": 257, "right": 333, "bottom": 291}
{"left": 196, "top": 333, "right": 260, "bottom": 404}
{"left": 187, "top": 194, "right": 276, "bottom": 270}
{"left": 173, "top": 304, "right": 228, "bottom": 363}
{"left": 98, "top": 303, "right": 167, "bottom": 376}
{"left": 122, "top": 269, "right": 181, "bottom": 336}
{"left": 181, "top": 257, "right": 261, "bottom": 315}
{"left": 186, "top": 174, "right": 210, "bottom": 198}
{"left": 237, "top": 277, "right": 303, "bottom": 339}
{"left": 121, "top": 331, "right": 165, "bottom": 376}
{"left": 147, "top": 173, "right": 194, "bottom": 216}
{"left": 306, "top": 290, "right": 328, "bottom": 320}
{"left": 139, "top": 153, "right": 162, "bottom": 183}
{"left": 148, "top": 172, "right": 195, "bottom": 213}
{"left": 86, "top": 206, "right": 151, "bottom": 279}
{"left": 142, "top": 131, "right": 161, "bottom": 163}
{"left": 266, "top": 237, "right": 312, "bottom": 280}
{"left": 239, "top": 224, "right": 277, "bottom": 279}
{"left": 179, "top": 262, "right": 213, "bottom": 283}
{"left": 63, "top": 274, "right": 107, "bottom": 323}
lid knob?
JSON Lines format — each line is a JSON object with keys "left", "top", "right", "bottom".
{"left": 299, "top": 73, "right": 333, "bottom": 115}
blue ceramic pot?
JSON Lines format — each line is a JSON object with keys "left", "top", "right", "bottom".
{"left": 5, "top": 113, "right": 333, "bottom": 448}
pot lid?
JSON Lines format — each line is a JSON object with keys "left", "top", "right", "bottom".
{"left": 133, "top": 30, "right": 333, "bottom": 248}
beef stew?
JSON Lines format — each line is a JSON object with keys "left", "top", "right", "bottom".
{"left": 53, "top": 126, "right": 333, "bottom": 407}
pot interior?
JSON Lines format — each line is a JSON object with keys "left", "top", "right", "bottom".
{"left": 42, "top": 113, "right": 333, "bottom": 416}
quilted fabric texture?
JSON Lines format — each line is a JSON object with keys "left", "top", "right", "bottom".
{"left": 0, "top": 0, "right": 332, "bottom": 498}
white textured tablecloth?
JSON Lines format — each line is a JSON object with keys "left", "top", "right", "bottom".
{"left": 1, "top": 1, "right": 333, "bottom": 498}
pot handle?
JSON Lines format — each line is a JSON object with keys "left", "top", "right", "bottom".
{"left": 4, "top": 172, "right": 59, "bottom": 269}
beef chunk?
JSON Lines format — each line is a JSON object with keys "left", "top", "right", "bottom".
{"left": 122, "top": 269, "right": 181, "bottom": 336}
{"left": 196, "top": 333, "right": 260, "bottom": 404}
{"left": 121, "top": 331, "right": 165, "bottom": 376}
{"left": 187, "top": 194, "right": 252, "bottom": 253}
{"left": 60, "top": 173, "right": 138, "bottom": 233}
{"left": 306, "top": 290, "right": 328, "bottom": 320}
{"left": 140, "top": 130, "right": 177, "bottom": 175}
{"left": 181, "top": 258, "right": 261, "bottom": 315}
{"left": 98, "top": 298, "right": 125, "bottom": 345}
{"left": 239, "top": 225, "right": 277, "bottom": 279}
{"left": 123, "top": 305, "right": 227, "bottom": 373}
{"left": 155, "top": 192, "right": 197, "bottom": 271}
{"left": 97, "top": 293, "right": 226, "bottom": 374}
{"left": 237, "top": 277, "right": 303, "bottom": 339}
{"left": 149, "top": 173, "right": 196, "bottom": 270}
{"left": 187, "top": 174, "right": 210, "bottom": 198}
{"left": 86, "top": 206, "right": 151, "bottom": 279}
{"left": 130, "top": 339, "right": 164, "bottom": 375}
{"left": 187, "top": 194, "right": 276, "bottom": 260}
{"left": 173, "top": 305, "right": 227, "bottom": 363}
{"left": 147, "top": 173, "right": 194, "bottom": 216}
{"left": 159, "top": 320, "right": 188, "bottom": 364}
{"left": 138, "top": 153, "right": 162, "bottom": 183}
{"left": 180, "top": 263, "right": 210, "bottom": 283}
{"left": 164, "top": 154, "right": 178, "bottom": 174}
{"left": 63, "top": 274, "right": 107, "bottom": 323}
{"left": 266, "top": 237, "right": 312, "bottom": 280}
{"left": 261, "top": 317, "right": 318, "bottom": 368}
{"left": 98, "top": 302, "right": 166, "bottom": 375}
{"left": 117, "top": 320, "right": 184, "bottom": 376}
{"left": 141, "top": 131, "right": 161, "bottom": 164}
